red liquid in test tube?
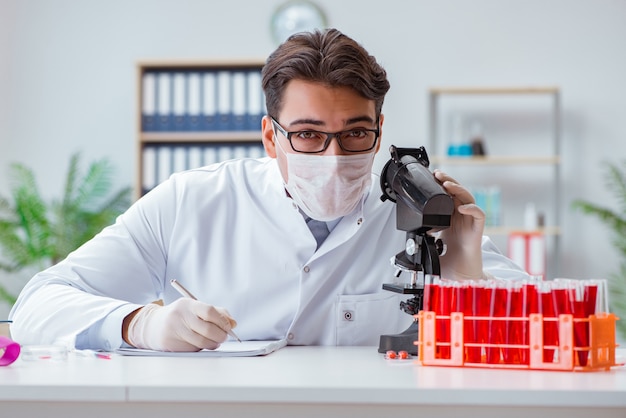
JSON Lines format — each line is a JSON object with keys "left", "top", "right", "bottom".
{"left": 486, "top": 283, "right": 506, "bottom": 364}
{"left": 570, "top": 285, "right": 587, "bottom": 367}
{"left": 475, "top": 283, "right": 490, "bottom": 363}
{"left": 504, "top": 282, "right": 523, "bottom": 364}
{"left": 423, "top": 275, "right": 435, "bottom": 312}
{"left": 521, "top": 282, "right": 539, "bottom": 365}
{"left": 554, "top": 279, "right": 575, "bottom": 366}
{"left": 552, "top": 284, "right": 571, "bottom": 317}
{"left": 435, "top": 281, "right": 452, "bottom": 359}
{"left": 571, "top": 281, "right": 598, "bottom": 367}
{"left": 460, "top": 282, "right": 480, "bottom": 363}
{"left": 539, "top": 283, "right": 558, "bottom": 363}
{"left": 584, "top": 283, "right": 598, "bottom": 317}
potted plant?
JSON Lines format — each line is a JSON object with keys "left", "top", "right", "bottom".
{"left": 572, "top": 160, "right": 626, "bottom": 340}
{"left": 0, "top": 152, "right": 132, "bottom": 305}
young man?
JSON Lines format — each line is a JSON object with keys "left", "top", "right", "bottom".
{"left": 9, "top": 28, "right": 525, "bottom": 352}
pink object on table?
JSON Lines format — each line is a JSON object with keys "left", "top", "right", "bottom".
{"left": 0, "top": 336, "right": 21, "bottom": 366}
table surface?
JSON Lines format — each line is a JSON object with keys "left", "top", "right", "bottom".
{"left": 1, "top": 346, "right": 626, "bottom": 417}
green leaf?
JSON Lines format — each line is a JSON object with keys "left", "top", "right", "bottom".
{"left": 0, "top": 152, "right": 132, "bottom": 295}
{"left": 572, "top": 159, "right": 626, "bottom": 340}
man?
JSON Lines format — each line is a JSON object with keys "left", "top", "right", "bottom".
{"left": 10, "top": 28, "right": 525, "bottom": 352}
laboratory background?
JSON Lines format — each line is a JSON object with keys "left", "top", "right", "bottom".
{"left": 0, "top": 0, "right": 625, "bottom": 319}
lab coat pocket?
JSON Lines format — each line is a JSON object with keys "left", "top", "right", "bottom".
{"left": 335, "top": 292, "right": 411, "bottom": 346}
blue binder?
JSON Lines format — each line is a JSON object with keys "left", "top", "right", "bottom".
{"left": 216, "top": 70, "right": 232, "bottom": 131}
{"left": 188, "top": 146, "right": 202, "bottom": 168}
{"left": 172, "top": 72, "right": 187, "bottom": 131}
{"left": 142, "top": 146, "right": 157, "bottom": 194}
{"left": 246, "top": 70, "right": 264, "bottom": 131}
{"left": 187, "top": 72, "right": 202, "bottom": 131}
{"left": 231, "top": 71, "right": 247, "bottom": 131}
{"left": 141, "top": 72, "right": 157, "bottom": 132}
{"left": 156, "top": 72, "right": 173, "bottom": 131}
{"left": 201, "top": 71, "right": 217, "bottom": 131}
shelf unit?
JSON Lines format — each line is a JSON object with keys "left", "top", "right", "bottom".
{"left": 136, "top": 59, "right": 267, "bottom": 198}
{"left": 428, "top": 87, "right": 561, "bottom": 278}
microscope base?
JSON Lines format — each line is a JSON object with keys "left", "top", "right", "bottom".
{"left": 377, "top": 321, "right": 419, "bottom": 355}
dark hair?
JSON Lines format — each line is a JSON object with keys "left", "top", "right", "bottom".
{"left": 262, "top": 28, "right": 390, "bottom": 119}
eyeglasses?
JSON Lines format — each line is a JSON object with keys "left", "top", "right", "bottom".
{"left": 271, "top": 117, "right": 380, "bottom": 153}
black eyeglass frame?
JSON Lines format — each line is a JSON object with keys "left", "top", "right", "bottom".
{"left": 270, "top": 116, "right": 380, "bottom": 154}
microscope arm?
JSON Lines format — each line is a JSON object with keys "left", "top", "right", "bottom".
{"left": 378, "top": 145, "right": 453, "bottom": 354}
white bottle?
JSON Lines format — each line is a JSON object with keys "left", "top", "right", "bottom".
{"left": 447, "top": 114, "right": 465, "bottom": 156}
{"left": 524, "top": 202, "right": 538, "bottom": 230}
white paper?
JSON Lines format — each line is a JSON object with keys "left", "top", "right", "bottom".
{"left": 115, "top": 340, "right": 286, "bottom": 357}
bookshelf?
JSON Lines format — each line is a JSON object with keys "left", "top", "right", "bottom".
{"left": 428, "top": 87, "right": 561, "bottom": 278}
{"left": 136, "top": 59, "right": 267, "bottom": 197}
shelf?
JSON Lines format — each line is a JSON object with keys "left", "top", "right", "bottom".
{"left": 432, "top": 155, "right": 560, "bottom": 166}
{"left": 428, "top": 86, "right": 561, "bottom": 278}
{"left": 136, "top": 58, "right": 267, "bottom": 69}
{"left": 136, "top": 59, "right": 266, "bottom": 198}
{"left": 140, "top": 131, "right": 262, "bottom": 143}
{"left": 484, "top": 226, "right": 561, "bottom": 236}
{"left": 430, "top": 87, "right": 560, "bottom": 95}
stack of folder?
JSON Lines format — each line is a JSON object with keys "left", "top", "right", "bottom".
{"left": 141, "top": 68, "right": 265, "bottom": 133}
{"left": 138, "top": 64, "right": 267, "bottom": 196}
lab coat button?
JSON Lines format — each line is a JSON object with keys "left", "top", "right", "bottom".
{"left": 287, "top": 333, "right": 294, "bottom": 340}
{"left": 303, "top": 265, "right": 310, "bottom": 273}
{"left": 343, "top": 310, "right": 354, "bottom": 321}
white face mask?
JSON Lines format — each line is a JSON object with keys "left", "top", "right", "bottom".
{"left": 275, "top": 135, "right": 375, "bottom": 221}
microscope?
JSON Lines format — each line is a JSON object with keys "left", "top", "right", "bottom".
{"left": 377, "top": 145, "right": 454, "bottom": 355}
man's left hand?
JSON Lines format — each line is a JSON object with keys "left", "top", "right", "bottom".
{"left": 434, "top": 169, "right": 486, "bottom": 280}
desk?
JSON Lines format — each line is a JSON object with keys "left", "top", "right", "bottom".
{"left": 1, "top": 346, "right": 625, "bottom": 418}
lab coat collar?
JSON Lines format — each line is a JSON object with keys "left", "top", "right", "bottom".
{"left": 307, "top": 186, "right": 371, "bottom": 258}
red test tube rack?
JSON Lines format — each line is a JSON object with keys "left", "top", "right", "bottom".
{"left": 417, "top": 277, "right": 621, "bottom": 372}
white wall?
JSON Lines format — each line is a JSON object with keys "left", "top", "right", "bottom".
{"left": 1, "top": 0, "right": 625, "bottom": 316}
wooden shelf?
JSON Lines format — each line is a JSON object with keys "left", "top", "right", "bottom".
{"left": 136, "top": 59, "right": 266, "bottom": 199}
{"left": 136, "top": 58, "right": 266, "bottom": 69}
{"left": 428, "top": 86, "right": 562, "bottom": 277}
{"left": 140, "top": 131, "right": 262, "bottom": 143}
{"left": 432, "top": 155, "right": 560, "bottom": 166}
{"left": 484, "top": 226, "right": 561, "bottom": 236}
{"left": 430, "top": 87, "right": 560, "bottom": 95}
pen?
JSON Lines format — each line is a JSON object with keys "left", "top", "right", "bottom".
{"left": 74, "top": 349, "right": 112, "bottom": 360}
{"left": 170, "top": 279, "right": 242, "bottom": 342}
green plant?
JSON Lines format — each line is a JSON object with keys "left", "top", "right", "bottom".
{"left": 0, "top": 152, "right": 132, "bottom": 305}
{"left": 572, "top": 160, "right": 626, "bottom": 339}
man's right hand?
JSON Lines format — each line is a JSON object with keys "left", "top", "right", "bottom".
{"left": 123, "top": 298, "right": 238, "bottom": 352}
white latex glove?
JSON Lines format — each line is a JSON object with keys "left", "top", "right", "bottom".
{"left": 434, "top": 169, "right": 486, "bottom": 280}
{"left": 126, "top": 298, "right": 238, "bottom": 352}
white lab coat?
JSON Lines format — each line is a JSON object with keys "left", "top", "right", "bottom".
{"left": 10, "top": 157, "right": 526, "bottom": 349}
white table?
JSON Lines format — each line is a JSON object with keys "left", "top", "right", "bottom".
{"left": 1, "top": 346, "right": 625, "bottom": 418}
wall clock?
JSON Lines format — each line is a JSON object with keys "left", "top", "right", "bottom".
{"left": 270, "top": 0, "right": 328, "bottom": 44}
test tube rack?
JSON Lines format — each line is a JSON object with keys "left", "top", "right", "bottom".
{"left": 416, "top": 311, "right": 621, "bottom": 371}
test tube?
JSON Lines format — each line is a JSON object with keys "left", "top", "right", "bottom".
{"left": 460, "top": 281, "right": 479, "bottom": 363}
{"left": 538, "top": 281, "right": 558, "bottom": 363}
{"left": 551, "top": 279, "right": 573, "bottom": 317}
{"left": 435, "top": 279, "right": 452, "bottom": 359}
{"left": 474, "top": 280, "right": 490, "bottom": 364}
{"left": 486, "top": 280, "right": 506, "bottom": 364}
{"left": 521, "top": 277, "right": 540, "bottom": 365}
{"left": 584, "top": 279, "right": 606, "bottom": 315}
{"left": 503, "top": 280, "right": 523, "bottom": 364}
{"left": 423, "top": 274, "right": 438, "bottom": 312}
{"left": 569, "top": 280, "right": 589, "bottom": 366}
